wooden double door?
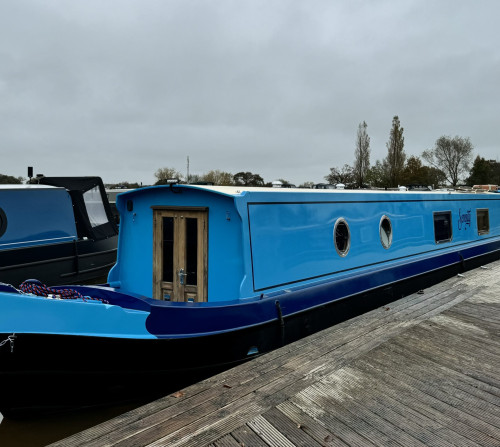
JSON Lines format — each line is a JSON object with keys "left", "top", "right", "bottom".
{"left": 153, "top": 207, "right": 207, "bottom": 302}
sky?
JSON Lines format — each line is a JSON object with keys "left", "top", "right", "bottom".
{"left": 1, "top": 0, "right": 499, "bottom": 186}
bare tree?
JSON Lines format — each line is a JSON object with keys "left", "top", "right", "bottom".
{"left": 154, "top": 167, "right": 183, "bottom": 184}
{"left": 422, "top": 136, "right": 474, "bottom": 186}
{"left": 353, "top": 121, "right": 370, "bottom": 188}
{"left": 385, "top": 116, "right": 406, "bottom": 187}
{"left": 202, "top": 170, "right": 234, "bottom": 186}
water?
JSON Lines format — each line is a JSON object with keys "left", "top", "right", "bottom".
{"left": 0, "top": 403, "right": 140, "bottom": 447}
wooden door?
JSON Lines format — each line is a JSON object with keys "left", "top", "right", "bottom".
{"left": 153, "top": 207, "right": 207, "bottom": 302}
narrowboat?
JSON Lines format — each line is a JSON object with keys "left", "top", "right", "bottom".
{"left": 1, "top": 184, "right": 499, "bottom": 416}
{"left": 0, "top": 177, "right": 118, "bottom": 286}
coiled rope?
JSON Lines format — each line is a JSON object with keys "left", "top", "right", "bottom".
{"left": 19, "top": 279, "right": 107, "bottom": 303}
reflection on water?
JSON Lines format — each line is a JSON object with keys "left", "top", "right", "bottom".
{"left": 0, "top": 402, "right": 141, "bottom": 447}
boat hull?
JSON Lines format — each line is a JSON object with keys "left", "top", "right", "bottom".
{"left": 0, "top": 236, "right": 117, "bottom": 287}
{"left": 1, "top": 243, "right": 498, "bottom": 417}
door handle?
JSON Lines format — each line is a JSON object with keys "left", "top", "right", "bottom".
{"left": 178, "top": 268, "right": 187, "bottom": 285}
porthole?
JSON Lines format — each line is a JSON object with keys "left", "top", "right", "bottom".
{"left": 379, "top": 215, "right": 393, "bottom": 249}
{"left": 334, "top": 218, "right": 350, "bottom": 257}
{"left": 0, "top": 208, "right": 7, "bottom": 238}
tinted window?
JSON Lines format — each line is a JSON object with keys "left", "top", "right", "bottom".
{"left": 434, "top": 211, "right": 452, "bottom": 243}
{"left": 477, "top": 209, "right": 489, "bottom": 235}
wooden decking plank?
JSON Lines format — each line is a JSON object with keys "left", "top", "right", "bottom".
{"left": 424, "top": 315, "right": 500, "bottom": 353}
{"left": 261, "top": 406, "right": 325, "bottom": 447}
{"left": 370, "top": 340, "right": 500, "bottom": 428}
{"left": 229, "top": 425, "right": 271, "bottom": 447}
{"left": 354, "top": 354, "right": 499, "bottom": 447}
{"left": 444, "top": 308, "right": 500, "bottom": 332}
{"left": 395, "top": 325, "right": 499, "bottom": 384}
{"left": 310, "top": 379, "right": 436, "bottom": 447}
{"left": 208, "top": 434, "right": 242, "bottom": 447}
{"left": 289, "top": 393, "right": 380, "bottom": 447}
{"left": 322, "top": 367, "right": 458, "bottom": 447}
{"left": 276, "top": 400, "right": 350, "bottom": 447}
{"left": 454, "top": 301, "right": 500, "bottom": 323}
{"left": 363, "top": 346, "right": 500, "bottom": 442}
{"left": 406, "top": 323, "right": 500, "bottom": 370}
{"left": 338, "top": 363, "right": 485, "bottom": 447}
{"left": 391, "top": 334, "right": 500, "bottom": 390}
{"left": 246, "top": 414, "right": 301, "bottom": 447}
{"left": 450, "top": 299, "right": 500, "bottom": 323}
{"left": 378, "top": 338, "right": 500, "bottom": 404}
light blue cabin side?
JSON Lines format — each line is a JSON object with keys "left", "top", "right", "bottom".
{"left": 0, "top": 186, "right": 77, "bottom": 250}
{"left": 108, "top": 186, "right": 500, "bottom": 303}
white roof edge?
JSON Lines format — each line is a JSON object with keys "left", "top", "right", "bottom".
{"left": 0, "top": 184, "right": 60, "bottom": 190}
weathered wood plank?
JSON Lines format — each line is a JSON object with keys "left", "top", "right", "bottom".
{"left": 276, "top": 401, "right": 350, "bottom": 447}
{"left": 261, "top": 407, "right": 324, "bottom": 447}
{"left": 336, "top": 364, "right": 485, "bottom": 447}
{"left": 362, "top": 347, "right": 500, "bottom": 443}
{"left": 229, "top": 425, "right": 271, "bottom": 447}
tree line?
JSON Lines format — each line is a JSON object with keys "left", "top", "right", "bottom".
{"left": 326, "top": 116, "right": 496, "bottom": 189}
{"left": 0, "top": 117, "right": 497, "bottom": 187}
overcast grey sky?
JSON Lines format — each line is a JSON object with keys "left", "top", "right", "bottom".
{"left": 1, "top": 0, "right": 499, "bottom": 185}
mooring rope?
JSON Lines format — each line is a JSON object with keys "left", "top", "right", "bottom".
{"left": 19, "top": 279, "right": 107, "bottom": 303}
{"left": 0, "top": 334, "right": 16, "bottom": 352}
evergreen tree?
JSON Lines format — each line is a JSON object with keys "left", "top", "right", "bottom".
{"left": 385, "top": 116, "right": 406, "bottom": 187}
{"left": 353, "top": 121, "right": 370, "bottom": 188}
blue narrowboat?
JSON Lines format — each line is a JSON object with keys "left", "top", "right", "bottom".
{"left": 0, "top": 184, "right": 499, "bottom": 416}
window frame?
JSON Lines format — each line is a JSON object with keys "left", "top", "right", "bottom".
{"left": 379, "top": 215, "right": 393, "bottom": 249}
{"left": 476, "top": 208, "right": 490, "bottom": 236}
{"left": 333, "top": 218, "right": 350, "bottom": 257}
{"left": 433, "top": 211, "right": 453, "bottom": 244}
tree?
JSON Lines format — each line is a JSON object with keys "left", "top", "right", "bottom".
{"left": 353, "top": 121, "right": 371, "bottom": 188}
{"left": 402, "top": 156, "right": 446, "bottom": 188}
{"left": 403, "top": 155, "right": 425, "bottom": 185}
{"left": 201, "top": 170, "right": 234, "bottom": 186}
{"left": 465, "top": 156, "right": 500, "bottom": 186}
{"left": 233, "top": 172, "right": 265, "bottom": 186}
{"left": 154, "top": 167, "right": 183, "bottom": 185}
{"left": 299, "top": 181, "right": 315, "bottom": 188}
{"left": 325, "top": 164, "right": 354, "bottom": 185}
{"left": 365, "top": 160, "right": 390, "bottom": 188}
{"left": 422, "top": 135, "right": 473, "bottom": 186}
{"left": 0, "top": 174, "right": 23, "bottom": 184}
{"left": 108, "top": 181, "right": 142, "bottom": 189}
{"left": 385, "top": 116, "right": 406, "bottom": 187}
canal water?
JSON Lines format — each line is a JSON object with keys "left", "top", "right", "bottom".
{"left": 0, "top": 402, "right": 142, "bottom": 446}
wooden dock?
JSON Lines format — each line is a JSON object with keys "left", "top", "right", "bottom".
{"left": 50, "top": 260, "right": 500, "bottom": 447}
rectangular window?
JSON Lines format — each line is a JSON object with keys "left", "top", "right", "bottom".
{"left": 83, "top": 186, "right": 108, "bottom": 228}
{"left": 477, "top": 209, "right": 490, "bottom": 235}
{"left": 434, "top": 211, "right": 452, "bottom": 243}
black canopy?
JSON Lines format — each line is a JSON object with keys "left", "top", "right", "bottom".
{"left": 39, "top": 177, "right": 118, "bottom": 240}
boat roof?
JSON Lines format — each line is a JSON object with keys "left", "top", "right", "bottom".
{"left": 119, "top": 184, "right": 496, "bottom": 199}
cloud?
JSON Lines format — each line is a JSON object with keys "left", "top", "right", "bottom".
{"left": 1, "top": 0, "right": 499, "bottom": 185}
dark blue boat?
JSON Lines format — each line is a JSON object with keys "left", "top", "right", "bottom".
{"left": 0, "top": 177, "right": 118, "bottom": 287}
{"left": 0, "top": 184, "right": 499, "bottom": 416}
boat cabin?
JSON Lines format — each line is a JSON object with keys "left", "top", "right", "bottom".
{"left": 108, "top": 185, "right": 500, "bottom": 304}
{"left": 0, "top": 177, "right": 118, "bottom": 286}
